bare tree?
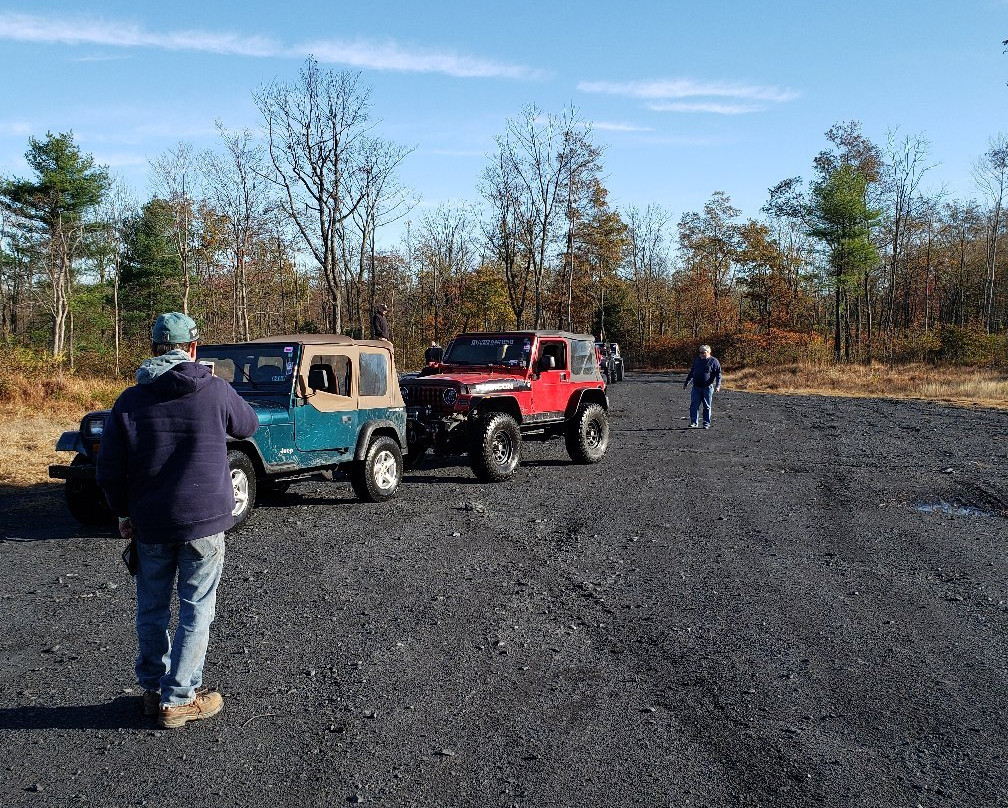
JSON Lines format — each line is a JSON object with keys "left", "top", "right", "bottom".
{"left": 202, "top": 123, "right": 277, "bottom": 341}
{"left": 973, "top": 134, "right": 1008, "bottom": 332}
{"left": 150, "top": 141, "right": 199, "bottom": 314}
{"left": 89, "top": 177, "right": 137, "bottom": 375}
{"left": 255, "top": 56, "right": 372, "bottom": 332}
{"left": 492, "top": 104, "right": 598, "bottom": 328}
{"left": 413, "top": 203, "right": 479, "bottom": 341}
{"left": 341, "top": 136, "right": 416, "bottom": 335}
{"left": 880, "top": 130, "right": 935, "bottom": 356}
{"left": 624, "top": 205, "right": 672, "bottom": 343}
{"left": 481, "top": 145, "right": 531, "bottom": 328}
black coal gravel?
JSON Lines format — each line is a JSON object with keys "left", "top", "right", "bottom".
{"left": 1, "top": 373, "right": 1006, "bottom": 807}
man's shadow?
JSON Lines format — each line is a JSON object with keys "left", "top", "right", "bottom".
{"left": 0, "top": 695, "right": 150, "bottom": 731}
{"left": 0, "top": 483, "right": 114, "bottom": 541}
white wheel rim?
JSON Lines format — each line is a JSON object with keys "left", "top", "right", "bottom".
{"left": 232, "top": 468, "right": 249, "bottom": 516}
{"left": 373, "top": 449, "right": 399, "bottom": 490}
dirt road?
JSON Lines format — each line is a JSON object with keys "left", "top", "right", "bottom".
{"left": 1, "top": 373, "right": 1006, "bottom": 806}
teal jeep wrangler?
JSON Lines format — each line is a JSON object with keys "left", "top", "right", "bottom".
{"left": 48, "top": 334, "right": 407, "bottom": 530}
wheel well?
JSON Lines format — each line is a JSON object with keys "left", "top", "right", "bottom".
{"left": 355, "top": 422, "right": 404, "bottom": 459}
{"left": 473, "top": 396, "right": 522, "bottom": 424}
{"left": 565, "top": 388, "right": 608, "bottom": 418}
{"left": 227, "top": 441, "right": 265, "bottom": 478}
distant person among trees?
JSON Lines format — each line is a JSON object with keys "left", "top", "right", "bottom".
{"left": 371, "top": 303, "right": 391, "bottom": 341}
{"left": 683, "top": 344, "right": 722, "bottom": 429}
{"left": 424, "top": 340, "right": 444, "bottom": 364}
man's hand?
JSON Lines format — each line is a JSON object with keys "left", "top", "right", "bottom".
{"left": 118, "top": 516, "right": 134, "bottom": 540}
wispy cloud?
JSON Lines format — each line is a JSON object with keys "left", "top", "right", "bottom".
{"left": 0, "top": 12, "right": 277, "bottom": 56}
{"left": 646, "top": 101, "right": 766, "bottom": 115}
{"left": 0, "top": 12, "right": 541, "bottom": 80}
{"left": 591, "top": 121, "right": 654, "bottom": 132}
{"left": 305, "top": 39, "right": 543, "bottom": 80}
{"left": 578, "top": 77, "right": 798, "bottom": 114}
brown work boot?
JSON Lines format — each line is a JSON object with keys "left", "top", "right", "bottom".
{"left": 158, "top": 690, "right": 223, "bottom": 729}
{"left": 142, "top": 690, "right": 160, "bottom": 716}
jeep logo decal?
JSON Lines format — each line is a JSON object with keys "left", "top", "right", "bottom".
{"left": 442, "top": 388, "right": 458, "bottom": 405}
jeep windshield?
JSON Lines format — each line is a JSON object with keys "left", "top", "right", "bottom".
{"left": 196, "top": 343, "right": 297, "bottom": 391}
{"left": 443, "top": 335, "right": 532, "bottom": 368}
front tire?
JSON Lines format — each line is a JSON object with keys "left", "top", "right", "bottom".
{"left": 470, "top": 413, "right": 522, "bottom": 482}
{"left": 65, "top": 456, "right": 114, "bottom": 526}
{"left": 565, "top": 403, "right": 610, "bottom": 464}
{"left": 350, "top": 435, "right": 403, "bottom": 502}
{"left": 228, "top": 449, "right": 257, "bottom": 530}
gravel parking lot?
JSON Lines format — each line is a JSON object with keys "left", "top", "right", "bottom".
{"left": 1, "top": 372, "right": 1006, "bottom": 807}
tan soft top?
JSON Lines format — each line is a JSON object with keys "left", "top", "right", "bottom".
{"left": 248, "top": 334, "right": 393, "bottom": 349}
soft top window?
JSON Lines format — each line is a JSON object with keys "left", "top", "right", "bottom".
{"left": 570, "top": 339, "right": 598, "bottom": 379}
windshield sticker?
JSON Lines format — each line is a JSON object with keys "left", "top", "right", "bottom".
{"left": 471, "top": 338, "right": 514, "bottom": 346}
{"left": 284, "top": 346, "right": 294, "bottom": 353}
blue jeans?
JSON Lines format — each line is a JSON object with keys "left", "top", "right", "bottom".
{"left": 690, "top": 385, "right": 714, "bottom": 426}
{"left": 135, "top": 534, "right": 225, "bottom": 707}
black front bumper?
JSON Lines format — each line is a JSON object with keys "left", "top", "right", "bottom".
{"left": 48, "top": 463, "right": 96, "bottom": 481}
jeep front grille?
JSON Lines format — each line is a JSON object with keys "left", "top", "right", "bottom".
{"left": 410, "top": 385, "right": 456, "bottom": 414}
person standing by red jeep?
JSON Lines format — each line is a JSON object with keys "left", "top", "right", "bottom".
{"left": 96, "top": 312, "right": 259, "bottom": 729}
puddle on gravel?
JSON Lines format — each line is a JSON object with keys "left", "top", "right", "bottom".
{"left": 914, "top": 499, "right": 993, "bottom": 518}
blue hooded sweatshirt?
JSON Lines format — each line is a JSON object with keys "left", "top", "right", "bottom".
{"left": 96, "top": 352, "right": 259, "bottom": 544}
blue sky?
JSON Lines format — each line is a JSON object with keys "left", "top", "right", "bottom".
{"left": 0, "top": 1, "right": 1005, "bottom": 243}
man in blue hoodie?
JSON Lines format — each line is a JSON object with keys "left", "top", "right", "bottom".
{"left": 683, "top": 344, "right": 722, "bottom": 429}
{"left": 97, "top": 312, "right": 259, "bottom": 729}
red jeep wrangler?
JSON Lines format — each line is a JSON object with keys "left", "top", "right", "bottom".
{"left": 400, "top": 331, "right": 610, "bottom": 481}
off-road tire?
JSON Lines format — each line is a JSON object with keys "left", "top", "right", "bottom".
{"left": 228, "top": 449, "right": 257, "bottom": 530}
{"left": 565, "top": 403, "right": 610, "bottom": 464}
{"left": 350, "top": 435, "right": 403, "bottom": 502}
{"left": 470, "top": 412, "right": 522, "bottom": 482}
{"left": 65, "top": 456, "right": 114, "bottom": 526}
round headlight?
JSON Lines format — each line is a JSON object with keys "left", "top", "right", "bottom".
{"left": 400, "top": 386, "right": 409, "bottom": 401}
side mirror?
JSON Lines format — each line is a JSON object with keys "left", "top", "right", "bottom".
{"left": 538, "top": 355, "right": 556, "bottom": 372}
{"left": 307, "top": 366, "right": 330, "bottom": 391}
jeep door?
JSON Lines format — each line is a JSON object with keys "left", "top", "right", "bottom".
{"left": 295, "top": 348, "right": 358, "bottom": 452}
{"left": 532, "top": 338, "right": 570, "bottom": 418}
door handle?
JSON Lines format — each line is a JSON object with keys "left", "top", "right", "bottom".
{"left": 342, "top": 416, "right": 352, "bottom": 423}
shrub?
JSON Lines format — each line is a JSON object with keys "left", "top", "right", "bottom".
{"left": 933, "top": 325, "right": 1000, "bottom": 366}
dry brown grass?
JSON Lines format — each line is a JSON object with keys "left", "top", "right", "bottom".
{"left": 0, "top": 369, "right": 125, "bottom": 488}
{"left": 726, "top": 362, "right": 1008, "bottom": 409}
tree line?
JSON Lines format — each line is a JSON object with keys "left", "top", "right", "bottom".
{"left": 1, "top": 56, "right": 1006, "bottom": 375}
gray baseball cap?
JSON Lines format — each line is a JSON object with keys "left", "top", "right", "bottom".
{"left": 152, "top": 312, "right": 199, "bottom": 344}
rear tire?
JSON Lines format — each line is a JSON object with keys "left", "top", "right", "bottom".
{"left": 470, "top": 413, "right": 522, "bottom": 482}
{"left": 65, "top": 456, "right": 114, "bottom": 526}
{"left": 228, "top": 449, "right": 257, "bottom": 530}
{"left": 565, "top": 403, "right": 609, "bottom": 464}
{"left": 350, "top": 435, "right": 403, "bottom": 502}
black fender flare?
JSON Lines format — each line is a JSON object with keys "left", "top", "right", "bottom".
{"left": 564, "top": 387, "right": 609, "bottom": 419}
{"left": 354, "top": 419, "right": 406, "bottom": 460}
{"left": 469, "top": 395, "right": 523, "bottom": 425}
{"left": 226, "top": 439, "right": 268, "bottom": 477}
